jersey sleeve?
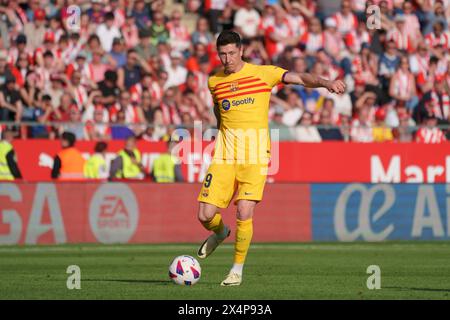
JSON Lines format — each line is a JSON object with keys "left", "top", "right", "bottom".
{"left": 258, "top": 65, "right": 289, "bottom": 88}
{"left": 208, "top": 77, "right": 218, "bottom": 105}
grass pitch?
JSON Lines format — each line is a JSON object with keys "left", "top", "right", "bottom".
{"left": 0, "top": 242, "right": 449, "bottom": 300}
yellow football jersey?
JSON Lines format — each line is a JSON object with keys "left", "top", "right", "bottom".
{"left": 208, "top": 63, "right": 288, "bottom": 163}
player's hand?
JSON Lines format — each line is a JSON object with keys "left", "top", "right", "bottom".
{"left": 327, "top": 80, "right": 346, "bottom": 94}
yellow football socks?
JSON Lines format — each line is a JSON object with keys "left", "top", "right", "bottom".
{"left": 234, "top": 218, "right": 253, "bottom": 264}
{"left": 201, "top": 213, "right": 224, "bottom": 235}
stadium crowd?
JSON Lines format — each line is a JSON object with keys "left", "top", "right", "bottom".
{"left": 0, "top": 0, "right": 449, "bottom": 143}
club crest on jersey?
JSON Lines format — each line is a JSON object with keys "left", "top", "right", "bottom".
{"left": 230, "top": 82, "right": 239, "bottom": 92}
{"left": 222, "top": 99, "right": 231, "bottom": 111}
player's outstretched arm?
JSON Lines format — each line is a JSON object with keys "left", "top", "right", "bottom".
{"left": 283, "top": 72, "right": 346, "bottom": 94}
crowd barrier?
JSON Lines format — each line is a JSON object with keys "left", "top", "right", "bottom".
{"left": 0, "top": 182, "right": 448, "bottom": 245}
{"left": 10, "top": 140, "right": 450, "bottom": 183}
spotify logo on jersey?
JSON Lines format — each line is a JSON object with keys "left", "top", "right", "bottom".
{"left": 222, "top": 99, "right": 231, "bottom": 111}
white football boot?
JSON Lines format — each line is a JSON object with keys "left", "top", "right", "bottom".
{"left": 197, "top": 225, "right": 230, "bottom": 259}
{"left": 220, "top": 271, "right": 242, "bottom": 286}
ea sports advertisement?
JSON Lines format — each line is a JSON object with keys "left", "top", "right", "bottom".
{"left": 0, "top": 182, "right": 311, "bottom": 245}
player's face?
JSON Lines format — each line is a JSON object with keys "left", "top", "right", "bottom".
{"left": 218, "top": 44, "right": 243, "bottom": 73}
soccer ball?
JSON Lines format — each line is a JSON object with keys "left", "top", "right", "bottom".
{"left": 168, "top": 255, "right": 202, "bottom": 286}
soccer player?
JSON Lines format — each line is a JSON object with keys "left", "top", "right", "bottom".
{"left": 197, "top": 30, "right": 345, "bottom": 286}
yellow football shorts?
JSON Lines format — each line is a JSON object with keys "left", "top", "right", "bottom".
{"left": 197, "top": 159, "right": 269, "bottom": 208}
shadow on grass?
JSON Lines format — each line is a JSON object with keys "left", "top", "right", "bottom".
{"left": 385, "top": 286, "right": 450, "bottom": 293}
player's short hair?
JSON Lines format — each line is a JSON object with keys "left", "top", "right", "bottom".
{"left": 216, "top": 30, "right": 242, "bottom": 49}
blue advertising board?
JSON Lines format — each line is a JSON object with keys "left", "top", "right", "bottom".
{"left": 311, "top": 184, "right": 450, "bottom": 241}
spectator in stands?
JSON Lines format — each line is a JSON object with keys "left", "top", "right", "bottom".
{"left": 271, "top": 89, "right": 304, "bottom": 127}
{"left": 0, "top": 51, "right": 14, "bottom": 88}
{"left": 117, "top": 49, "right": 151, "bottom": 90}
{"left": 318, "top": 109, "right": 344, "bottom": 141}
{"left": 351, "top": 106, "right": 374, "bottom": 142}
{"left": 51, "top": 131, "right": 85, "bottom": 180}
{"left": 13, "top": 52, "right": 30, "bottom": 88}
{"left": 379, "top": 40, "right": 400, "bottom": 90}
{"left": 293, "top": 111, "right": 322, "bottom": 142}
{"left": 206, "top": 0, "right": 229, "bottom": 34}
{"left": 416, "top": 113, "right": 447, "bottom": 143}
{"left": 392, "top": 111, "right": 414, "bottom": 142}
{"left": 84, "top": 141, "right": 109, "bottom": 179}
{"left": 286, "top": 1, "right": 308, "bottom": 39}
{"left": 0, "top": 0, "right": 447, "bottom": 144}
{"left": 149, "top": 10, "right": 170, "bottom": 46}
{"left": 31, "top": 94, "right": 55, "bottom": 139}
{"left": 167, "top": 8, "right": 191, "bottom": 55}
{"left": 345, "top": 20, "right": 371, "bottom": 56}
{"left": 164, "top": 51, "right": 188, "bottom": 89}
{"left": 131, "top": 0, "right": 151, "bottom": 30}
{"left": 323, "top": 18, "right": 346, "bottom": 63}
{"left": 109, "top": 135, "right": 146, "bottom": 180}
{"left": 378, "top": 0, "right": 395, "bottom": 31}
{"left": 89, "top": 49, "right": 111, "bottom": 83}
{"left": 429, "top": 78, "right": 450, "bottom": 123}
{"left": 389, "top": 55, "right": 418, "bottom": 111}
{"left": 269, "top": 106, "right": 295, "bottom": 141}
{"left": 401, "top": 1, "right": 421, "bottom": 44}
{"left": 97, "top": 70, "right": 119, "bottom": 108}
{"left": 186, "top": 43, "right": 207, "bottom": 72}
{"left": 96, "top": 12, "right": 121, "bottom": 53}
{"left": 0, "top": 75, "right": 23, "bottom": 123}
{"left": 85, "top": 104, "right": 111, "bottom": 141}
{"left": 23, "top": 8, "right": 46, "bottom": 50}
{"left": 372, "top": 107, "right": 393, "bottom": 142}
{"left": 110, "top": 109, "right": 135, "bottom": 140}
{"left": 423, "top": 0, "right": 448, "bottom": 35}
{"left": 191, "top": 16, "right": 214, "bottom": 46}
{"left": 60, "top": 105, "right": 85, "bottom": 141}
{"left": 87, "top": 0, "right": 106, "bottom": 25}
{"left": 43, "top": 73, "right": 64, "bottom": 110}
{"left": 0, "top": 129, "right": 22, "bottom": 180}
{"left": 352, "top": 43, "right": 379, "bottom": 87}
{"left": 386, "top": 14, "right": 413, "bottom": 53}
{"left": 234, "top": 0, "right": 261, "bottom": 41}
{"left": 136, "top": 28, "right": 158, "bottom": 61}
{"left": 122, "top": 14, "right": 139, "bottom": 49}
{"left": 332, "top": 0, "right": 358, "bottom": 36}
{"left": 339, "top": 114, "right": 352, "bottom": 141}
{"left": 244, "top": 37, "right": 270, "bottom": 65}
{"left": 67, "top": 70, "right": 89, "bottom": 110}
{"left": 409, "top": 42, "right": 430, "bottom": 76}
{"left": 151, "top": 138, "right": 184, "bottom": 183}
{"left": 425, "top": 21, "right": 449, "bottom": 57}
{"left": 109, "top": 37, "right": 127, "bottom": 68}
{"left": 300, "top": 17, "right": 325, "bottom": 61}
